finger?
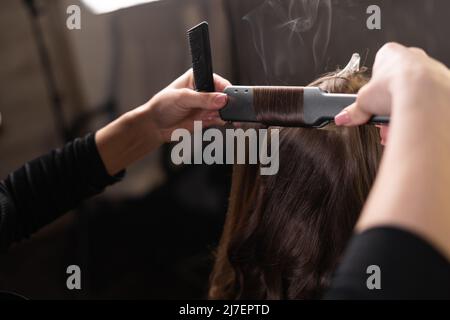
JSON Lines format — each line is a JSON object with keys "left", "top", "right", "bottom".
{"left": 334, "top": 102, "right": 372, "bottom": 126}
{"left": 185, "top": 110, "right": 225, "bottom": 128}
{"left": 377, "top": 42, "right": 406, "bottom": 59}
{"left": 202, "top": 111, "right": 224, "bottom": 124}
{"left": 199, "top": 110, "right": 220, "bottom": 119}
{"left": 176, "top": 88, "right": 228, "bottom": 111}
{"left": 213, "top": 73, "right": 232, "bottom": 92}
{"left": 409, "top": 47, "right": 428, "bottom": 58}
{"left": 203, "top": 117, "right": 226, "bottom": 128}
{"left": 373, "top": 42, "right": 405, "bottom": 71}
{"left": 170, "top": 70, "right": 231, "bottom": 92}
{"left": 189, "top": 110, "right": 216, "bottom": 121}
{"left": 168, "top": 69, "right": 194, "bottom": 90}
{"left": 192, "top": 109, "right": 223, "bottom": 122}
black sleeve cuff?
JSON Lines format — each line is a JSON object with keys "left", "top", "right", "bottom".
{"left": 87, "top": 132, "right": 125, "bottom": 190}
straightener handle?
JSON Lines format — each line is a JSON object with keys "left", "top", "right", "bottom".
{"left": 369, "top": 115, "right": 389, "bottom": 125}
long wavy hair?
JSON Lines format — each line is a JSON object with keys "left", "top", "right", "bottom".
{"left": 209, "top": 70, "right": 382, "bottom": 299}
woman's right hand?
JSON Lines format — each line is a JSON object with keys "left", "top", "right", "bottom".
{"left": 335, "top": 42, "right": 450, "bottom": 261}
{"left": 334, "top": 42, "right": 450, "bottom": 126}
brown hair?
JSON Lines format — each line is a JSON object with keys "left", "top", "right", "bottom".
{"left": 209, "top": 70, "right": 382, "bottom": 299}
{"left": 254, "top": 87, "right": 304, "bottom": 126}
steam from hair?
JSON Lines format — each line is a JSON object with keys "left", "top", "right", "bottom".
{"left": 243, "top": 0, "right": 332, "bottom": 82}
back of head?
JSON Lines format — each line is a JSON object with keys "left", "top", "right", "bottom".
{"left": 209, "top": 70, "right": 382, "bottom": 299}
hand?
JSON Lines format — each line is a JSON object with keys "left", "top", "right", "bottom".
{"left": 334, "top": 42, "right": 450, "bottom": 126}
{"left": 337, "top": 43, "right": 450, "bottom": 260}
{"left": 96, "top": 69, "right": 231, "bottom": 176}
{"left": 144, "top": 69, "right": 231, "bottom": 143}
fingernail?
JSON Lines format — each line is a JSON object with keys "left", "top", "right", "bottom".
{"left": 213, "top": 94, "right": 228, "bottom": 107}
{"left": 335, "top": 110, "right": 351, "bottom": 126}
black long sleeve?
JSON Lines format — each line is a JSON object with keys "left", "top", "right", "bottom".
{"left": 0, "top": 133, "right": 123, "bottom": 250}
{"left": 326, "top": 227, "right": 450, "bottom": 299}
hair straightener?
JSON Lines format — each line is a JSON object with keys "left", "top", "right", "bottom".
{"left": 219, "top": 86, "right": 389, "bottom": 128}
{"left": 186, "top": 24, "right": 388, "bottom": 128}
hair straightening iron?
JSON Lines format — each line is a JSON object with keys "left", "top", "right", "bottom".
{"left": 219, "top": 86, "right": 389, "bottom": 128}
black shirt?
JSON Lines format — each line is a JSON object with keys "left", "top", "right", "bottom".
{"left": 326, "top": 227, "right": 450, "bottom": 299}
{"left": 0, "top": 133, "right": 123, "bottom": 250}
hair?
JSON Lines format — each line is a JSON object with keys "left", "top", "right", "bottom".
{"left": 209, "top": 69, "right": 382, "bottom": 300}
{"left": 254, "top": 87, "right": 305, "bottom": 126}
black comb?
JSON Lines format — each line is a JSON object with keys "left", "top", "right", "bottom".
{"left": 187, "top": 21, "right": 215, "bottom": 92}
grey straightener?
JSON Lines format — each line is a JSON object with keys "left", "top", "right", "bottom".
{"left": 219, "top": 86, "right": 389, "bottom": 128}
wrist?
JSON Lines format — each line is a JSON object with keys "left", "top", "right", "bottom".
{"left": 95, "top": 104, "right": 163, "bottom": 176}
{"left": 122, "top": 103, "right": 164, "bottom": 153}
{"left": 137, "top": 96, "right": 166, "bottom": 145}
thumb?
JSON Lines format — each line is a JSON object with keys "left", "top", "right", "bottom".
{"left": 176, "top": 89, "right": 228, "bottom": 111}
{"left": 334, "top": 102, "right": 372, "bottom": 126}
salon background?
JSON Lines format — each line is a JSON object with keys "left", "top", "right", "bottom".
{"left": 0, "top": 0, "right": 449, "bottom": 299}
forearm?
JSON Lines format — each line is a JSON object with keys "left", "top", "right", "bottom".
{"left": 95, "top": 105, "right": 163, "bottom": 176}
{"left": 0, "top": 69, "right": 229, "bottom": 250}
{"left": 357, "top": 72, "right": 450, "bottom": 260}
{"left": 327, "top": 93, "right": 450, "bottom": 298}
{"left": 0, "top": 134, "right": 122, "bottom": 249}
{"left": 94, "top": 69, "right": 230, "bottom": 176}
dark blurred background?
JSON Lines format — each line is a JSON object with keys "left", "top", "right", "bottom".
{"left": 0, "top": 0, "right": 449, "bottom": 299}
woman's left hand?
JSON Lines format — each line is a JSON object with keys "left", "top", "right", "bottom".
{"left": 143, "top": 69, "right": 231, "bottom": 143}
{"left": 96, "top": 69, "right": 231, "bottom": 176}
